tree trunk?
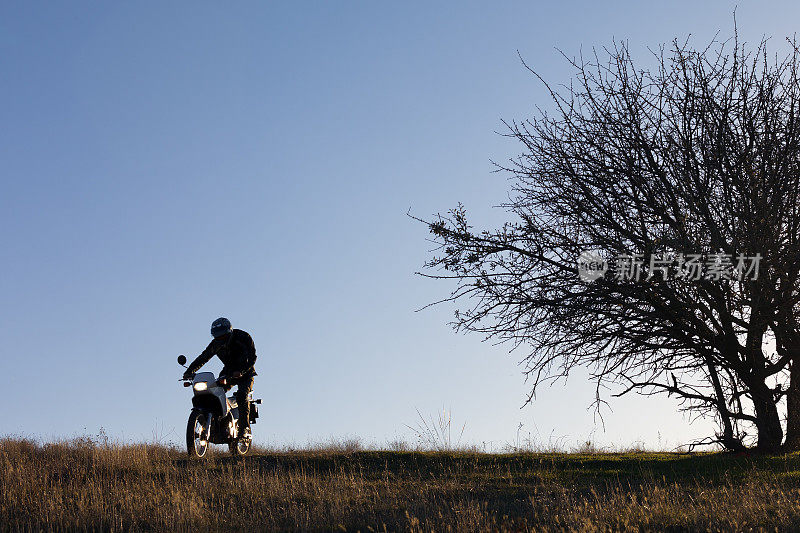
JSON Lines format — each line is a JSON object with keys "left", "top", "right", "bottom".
{"left": 743, "top": 321, "right": 783, "bottom": 452}
{"left": 785, "top": 359, "right": 800, "bottom": 451}
{"left": 752, "top": 383, "right": 783, "bottom": 452}
{"left": 704, "top": 353, "right": 744, "bottom": 451}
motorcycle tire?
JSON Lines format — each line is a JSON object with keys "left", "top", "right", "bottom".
{"left": 186, "top": 411, "right": 210, "bottom": 458}
{"left": 229, "top": 432, "right": 251, "bottom": 457}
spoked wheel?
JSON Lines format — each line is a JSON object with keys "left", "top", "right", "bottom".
{"left": 186, "top": 411, "right": 210, "bottom": 458}
{"left": 229, "top": 428, "right": 251, "bottom": 456}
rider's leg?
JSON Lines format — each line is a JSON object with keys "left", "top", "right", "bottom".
{"left": 235, "top": 375, "right": 254, "bottom": 437}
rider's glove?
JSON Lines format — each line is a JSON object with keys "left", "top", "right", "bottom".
{"left": 182, "top": 370, "right": 193, "bottom": 380}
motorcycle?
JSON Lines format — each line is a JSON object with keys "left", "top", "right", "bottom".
{"left": 177, "top": 354, "right": 261, "bottom": 457}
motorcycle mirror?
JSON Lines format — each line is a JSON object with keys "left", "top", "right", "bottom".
{"left": 177, "top": 355, "right": 187, "bottom": 366}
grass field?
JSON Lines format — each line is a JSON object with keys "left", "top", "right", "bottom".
{"left": 3, "top": 438, "right": 800, "bottom": 531}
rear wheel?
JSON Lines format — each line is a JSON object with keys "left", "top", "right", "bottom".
{"left": 186, "top": 411, "right": 210, "bottom": 458}
{"left": 229, "top": 429, "right": 251, "bottom": 456}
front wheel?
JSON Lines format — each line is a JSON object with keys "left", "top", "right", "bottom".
{"left": 186, "top": 411, "right": 210, "bottom": 458}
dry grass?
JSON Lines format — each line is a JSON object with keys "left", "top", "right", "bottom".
{"left": 3, "top": 437, "right": 800, "bottom": 531}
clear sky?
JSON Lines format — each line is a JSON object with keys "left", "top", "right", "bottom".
{"left": 3, "top": 2, "right": 798, "bottom": 450}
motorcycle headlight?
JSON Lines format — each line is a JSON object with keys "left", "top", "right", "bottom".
{"left": 193, "top": 382, "right": 208, "bottom": 392}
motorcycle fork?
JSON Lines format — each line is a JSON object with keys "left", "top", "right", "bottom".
{"left": 205, "top": 412, "right": 213, "bottom": 442}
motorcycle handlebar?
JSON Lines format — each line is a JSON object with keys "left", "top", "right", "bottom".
{"left": 179, "top": 375, "right": 234, "bottom": 387}
{"left": 179, "top": 375, "right": 225, "bottom": 386}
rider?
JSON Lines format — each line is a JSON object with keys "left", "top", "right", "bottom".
{"left": 183, "top": 317, "right": 258, "bottom": 441}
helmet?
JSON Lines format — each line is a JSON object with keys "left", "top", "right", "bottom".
{"left": 211, "top": 317, "right": 232, "bottom": 338}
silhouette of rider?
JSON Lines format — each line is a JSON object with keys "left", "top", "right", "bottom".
{"left": 184, "top": 317, "right": 257, "bottom": 441}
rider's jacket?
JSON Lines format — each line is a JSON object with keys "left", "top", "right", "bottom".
{"left": 187, "top": 329, "right": 258, "bottom": 378}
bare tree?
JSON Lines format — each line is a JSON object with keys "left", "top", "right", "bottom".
{"left": 418, "top": 31, "right": 800, "bottom": 452}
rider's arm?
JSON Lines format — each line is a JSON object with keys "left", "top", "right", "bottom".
{"left": 240, "top": 331, "right": 257, "bottom": 374}
{"left": 186, "top": 340, "right": 217, "bottom": 374}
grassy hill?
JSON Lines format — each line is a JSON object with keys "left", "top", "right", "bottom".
{"left": 3, "top": 438, "right": 800, "bottom": 531}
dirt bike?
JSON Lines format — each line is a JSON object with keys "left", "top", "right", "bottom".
{"left": 177, "top": 355, "right": 261, "bottom": 457}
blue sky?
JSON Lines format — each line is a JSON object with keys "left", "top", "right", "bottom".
{"left": 2, "top": 2, "right": 798, "bottom": 449}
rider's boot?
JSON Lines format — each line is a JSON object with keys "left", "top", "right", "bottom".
{"left": 237, "top": 423, "right": 252, "bottom": 442}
